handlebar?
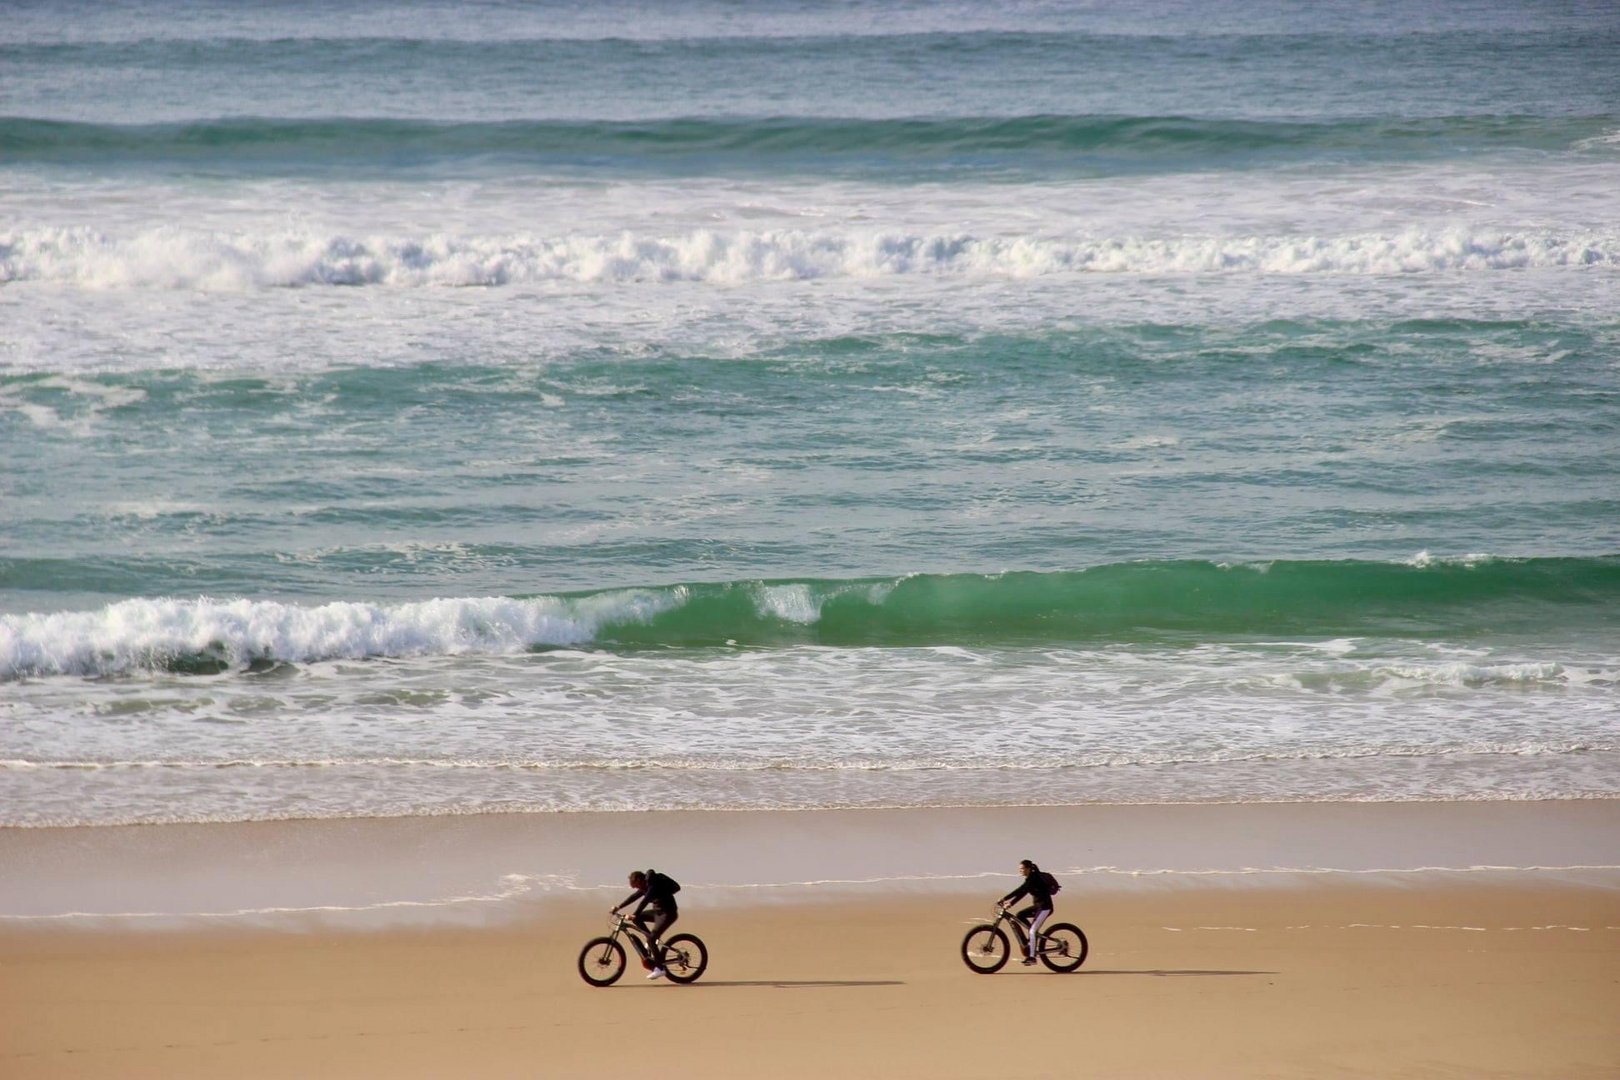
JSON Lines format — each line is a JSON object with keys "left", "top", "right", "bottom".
{"left": 608, "top": 912, "right": 645, "bottom": 935}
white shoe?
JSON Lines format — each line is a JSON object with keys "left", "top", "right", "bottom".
{"left": 647, "top": 967, "right": 666, "bottom": 980}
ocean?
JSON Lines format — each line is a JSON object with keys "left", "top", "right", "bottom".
{"left": 3, "top": 0, "right": 1617, "bottom": 828}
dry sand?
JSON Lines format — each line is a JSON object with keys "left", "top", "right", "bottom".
{"left": 3, "top": 802, "right": 1619, "bottom": 1078}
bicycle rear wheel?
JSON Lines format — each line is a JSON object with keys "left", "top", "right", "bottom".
{"left": 1038, "top": 923, "right": 1088, "bottom": 972}
{"left": 577, "top": 937, "right": 627, "bottom": 986}
{"left": 960, "top": 925, "right": 1010, "bottom": 973}
{"left": 660, "top": 933, "right": 709, "bottom": 984}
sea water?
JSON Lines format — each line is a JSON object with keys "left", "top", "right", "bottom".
{"left": 3, "top": 0, "right": 1618, "bottom": 827}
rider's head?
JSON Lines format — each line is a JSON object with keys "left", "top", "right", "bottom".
{"left": 1019, "top": 859, "right": 1038, "bottom": 876}
{"left": 628, "top": 870, "right": 647, "bottom": 888}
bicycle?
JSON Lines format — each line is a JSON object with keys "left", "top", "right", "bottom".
{"left": 960, "top": 905, "right": 1088, "bottom": 974}
{"left": 577, "top": 913, "right": 709, "bottom": 986}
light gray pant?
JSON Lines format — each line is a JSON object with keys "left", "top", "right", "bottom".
{"left": 1020, "top": 906, "right": 1051, "bottom": 958}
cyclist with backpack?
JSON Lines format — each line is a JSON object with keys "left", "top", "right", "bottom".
{"left": 998, "top": 858, "right": 1061, "bottom": 965}
{"left": 611, "top": 868, "right": 681, "bottom": 979}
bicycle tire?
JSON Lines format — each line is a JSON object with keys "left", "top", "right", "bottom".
{"left": 577, "top": 937, "right": 627, "bottom": 986}
{"left": 659, "top": 933, "right": 709, "bottom": 984}
{"left": 1037, "top": 923, "right": 1088, "bottom": 972}
{"left": 960, "top": 925, "right": 1010, "bottom": 973}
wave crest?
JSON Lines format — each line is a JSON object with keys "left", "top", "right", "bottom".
{"left": 0, "top": 592, "right": 679, "bottom": 678}
{"left": 4, "top": 557, "right": 1617, "bottom": 678}
{"left": 4, "top": 226, "right": 1616, "bottom": 289}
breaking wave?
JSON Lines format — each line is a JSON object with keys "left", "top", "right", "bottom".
{"left": 4, "top": 556, "right": 1616, "bottom": 678}
{"left": 5, "top": 225, "right": 1616, "bottom": 289}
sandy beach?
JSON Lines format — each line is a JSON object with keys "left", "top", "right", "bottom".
{"left": 4, "top": 801, "right": 1619, "bottom": 1079}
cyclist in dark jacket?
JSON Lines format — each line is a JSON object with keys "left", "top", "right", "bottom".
{"left": 998, "top": 859, "right": 1055, "bottom": 965}
{"left": 612, "top": 869, "right": 680, "bottom": 979}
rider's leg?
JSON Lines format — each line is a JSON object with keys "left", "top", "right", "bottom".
{"left": 1014, "top": 905, "right": 1037, "bottom": 961}
{"left": 1024, "top": 906, "right": 1051, "bottom": 959}
{"left": 645, "top": 908, "right": 677, "bottom": 961}
{"left": 631, "top": 911, "right": 656, "bottom": 966}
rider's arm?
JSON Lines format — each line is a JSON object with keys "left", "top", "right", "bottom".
{"left": 999, "top": 882, "right": 1030, "bottom": 906}
{"left": 611, "top": 887, "right": 646, "bottom": 914}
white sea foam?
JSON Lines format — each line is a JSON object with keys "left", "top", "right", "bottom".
{"left": 0, "top": 873, "right": 550, "bottom": 924}
{"left": 10, "top": 869, "right": 1620, "bottom": 927}
{"left": 0, "top": 593, "right": 682, "bottom": 678}
{"left": 6, "top": 739, "right": 1614, "bottom": 774}
{"left": 754, "top": 583, "right": 822, "bottom": 624}
{"left": 0, "top": 375, "right": 147, "bottom": 435}
{"left": 4, "top": 226, "right": 1616, "bottom": 290}
{"left": 1378, "top": 661, "right": 1573, "bottom": 687}
{"left": 1571, "top": 128, "right": 1620, "bottom": 151}
{"left": 5, "top": 602, "right": 1618, "bottom": 820}
{"left": 1404, "top": 550, "right": 1500, "bottom": 568}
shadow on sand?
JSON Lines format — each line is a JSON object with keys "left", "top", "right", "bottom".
{"left": 636, "top": 979, "right": 905, "bottom": 989}
{"left": 1073, "top": 969, "right": 1275, "bottom": 977}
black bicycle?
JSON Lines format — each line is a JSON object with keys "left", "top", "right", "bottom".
{"left": 961, "top": 905, "right": 1088, "bottom": 974}
{"left": 577, "top": 913, "right": 709, "bottom": 986}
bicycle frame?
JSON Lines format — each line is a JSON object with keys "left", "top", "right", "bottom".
{"left": 606, "top": 914, "right": 658, "bottom": 965}
{"left": 995, "top": 906, "right": 1047, "bottom": 956}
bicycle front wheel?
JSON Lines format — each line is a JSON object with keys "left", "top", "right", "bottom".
{"left": 961, "top": 925, "right": 1010, "bottom": 973}
{"left": 1038, "top": 923, "right": 1088, "bottom": 972}
{"left": 577, "top": 937, "right": 627, "bottom": 986}
{"left": 660, "top": 933, "right": 709, "bottom": 984}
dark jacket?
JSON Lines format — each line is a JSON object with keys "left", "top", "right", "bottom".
{"left": 1000, "top": 871, "right": 1055, "bottom": 910}
{"left": 617, "top": 871, "right": 680, "bottom": 917}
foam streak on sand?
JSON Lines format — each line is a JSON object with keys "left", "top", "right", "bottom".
{"left": 5, "top": 865, "right": 1620, "bottom": 927}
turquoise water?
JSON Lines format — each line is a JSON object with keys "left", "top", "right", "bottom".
{"left": 2, "top": 0, "right": 1617, "bottom": 825}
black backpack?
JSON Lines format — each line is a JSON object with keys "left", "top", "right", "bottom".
{"left": 648, "top": 870, "right": 681, "bottom": 895}
{"left": 1041, "top": 871, "right": 1061, "bottom": 895}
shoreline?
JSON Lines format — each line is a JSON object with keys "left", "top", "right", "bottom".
{"left": 5, "top": 798, "right": 1618, "bottom": 930}
{"left": 12, "top": 787, "right": 1620, "bottom": 828}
